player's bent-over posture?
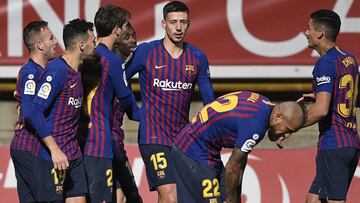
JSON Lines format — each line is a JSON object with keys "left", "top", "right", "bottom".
{"left": 173, "top": 91, "right": 306, "bottom": 203}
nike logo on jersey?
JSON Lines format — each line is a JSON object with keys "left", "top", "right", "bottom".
{"left": 155, "top": 65, "right": 166, "bottom": 69}
{"left": 70, "top": 83, "right": 77, "bottom": 88}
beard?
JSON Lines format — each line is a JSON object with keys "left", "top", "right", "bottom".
{"left": 267, "top": 128, "right": 278, "bottom": 141}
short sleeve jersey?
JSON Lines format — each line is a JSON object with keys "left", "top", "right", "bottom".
{"left": 312, "top": 47, "right": 360, "bottom": 151}
{"left": 174, "top": 91, "right": 273, "bottom": 167}
{"left": 126, "top": 39, "right": 214, "bottom": 146}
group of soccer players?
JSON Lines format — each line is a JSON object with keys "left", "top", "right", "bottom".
{"left": 10, "top": 1, "right": 359, "bottom": 203}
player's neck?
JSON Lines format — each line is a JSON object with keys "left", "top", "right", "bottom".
{"left": 62, "top": 52, "right": 81, "bottom": 72}
{"left": 29, "top": 52, "right": 48, "bottom": 69}
{"left": 163, "top": 37, "right": 183, "bottom": 59}
{"left": 97, "top": 36, "right": 115, "bottom": 50}
{"left": 316, "top": 41, "right": 336, "bottom": 56}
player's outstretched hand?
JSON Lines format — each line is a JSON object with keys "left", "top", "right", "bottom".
{"left": 50, "top": 147, "right": 69, "bottom": 170}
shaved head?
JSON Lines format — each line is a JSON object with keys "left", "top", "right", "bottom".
{"left": 278, "top": 101, "right": 307, "bottom": 131}
{"left": 268, "top": 101, "right": 307, "bottom": 142}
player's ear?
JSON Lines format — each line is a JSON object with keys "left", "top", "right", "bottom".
{"left": 161, "top": 19, "right": 166, "bottom": 29}
{"left": 114, "top": 26, "right": 121, "bottom": 37}
{"left": 36, "top": 41, "right": 43, "bottom": 51}
{"left": 79, "top": 41, "right": 85, "bottom": 52}
{"left": 317, "top": 29, "right": 324, "bottom": 39}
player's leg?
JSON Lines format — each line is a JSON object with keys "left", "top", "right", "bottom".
{"left": 306, "top": 151, "right": 322, "bottom": 203}
{"left": 139, "top": 144, "right": 177, "bottom": 203}
{"left": 306, "top": 177, "right": 322, "bottom": 203}
{"left": 315, "top": 148, "right": 358, "bottom": 202}
{"left": 113, "top": 150, "right": 142, "bottom": 203}
{"left": 172, "top": 146, "right": 222, "bottom": 203}
{"left": 32, "top": 158, "right": 65, "bottom": 202}
{"left": 10, "top": 150, "right": 36, "bottom": 203}
{"left": 156, "top": 183, "right": 177, "bottom": 203}
{"left": 83, "top": 156, "right": 113, "bottom": 203}
{"left": 116, "top": 188, "right": 126, "bottom": 203}
{"left": 64, "top": 157, "right": 87, "bottom": 203}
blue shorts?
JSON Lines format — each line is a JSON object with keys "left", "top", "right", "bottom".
{"left": 33, "top": 156, "right": 87, "bottom": 202}
{"left": 309, "top": 147, "right": 359, "bottom": 200}
{"left": 10, "top": 150, "right": 36, "bottom": 203}
{"left": 172, "top": 147, "right": 225, "bottom": 203}
{"left": 83, "top": 156, "right": 113, "bottom": 203}
{"left": 139, "top": 144, "right": 176, "bottom": 191}
{"left": 113, "top": 147, "right": 142, "bottom": 203}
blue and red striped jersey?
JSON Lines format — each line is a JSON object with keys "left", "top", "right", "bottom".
{"left": 82, "top": 43, "right": 137, "bottom": 158}
{"left": 30, "top": 57, "right": 83, "bottom": 160}
{"left": 312, "top": 47, "right": 360, "bottom": 151}
{"left": 110, "top": 98, "right": 125, "bottom": 152}
{"left": 126, "top": 39, "right": 214, "bottom": 146}
{"left": 174, "top": 91, "right": 273, "bottom": 167}
{"left": 10, "top": 59, "right": 42, "bottom": 155}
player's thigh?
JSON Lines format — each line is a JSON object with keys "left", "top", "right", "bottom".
{"left": 64, "top": 157, "right": 88, "bottom": 199}
{"left": 113, "top": 148, "right": 139, "bottom": 194}
{"left": 83, "top": 156, "right": 113, "bottom": 203}
{"left": 32, "top": 158, "right": 65, "bottom": 202}
{"left": 139, "top": 144, "right": 176, "bottom": 191}
{"left": 172, "top": 147, "right": 223, "bottom": 203}
{"left": 316, "top": 147, "right": 359, "bottom": 200}
{"left": 10, "top": 151, "right": 36, "bottom": 203}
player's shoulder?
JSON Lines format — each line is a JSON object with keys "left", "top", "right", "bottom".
{"left": 96, "top": 44, "right": 124, "bottom": 65}
{"left": 137, "top": 40, "right": 157, "bottom": 51}
{"left": 43, "top": 57, "right": 67, "bottom": 77}
{"left": 185, "top": 43, "right": 207, "bottom": 58}
{"left": 19, "top": 59, "right": 40, "bottom": 74}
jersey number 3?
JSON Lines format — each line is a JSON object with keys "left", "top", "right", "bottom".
{"left": 337, "top": 74, "right": 358, "bottom": 117}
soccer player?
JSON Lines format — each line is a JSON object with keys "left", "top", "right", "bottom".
{"left": 10, "top": 20, "right": 56, "bottom": 203}
{"left": 80, "top": 4, "right": 139, "bottom": 203}
{"left": 29, "top": 19, "right": 95, "bottom": 203}
{"left": 172, "top": 91, "right": 306, "bottom": 203}
{"left": 126, "top": 1, "right": 214, "bottom": 202}
{"left": 297, "top": 10, "right": 360, "bottom": 203}
{"left": 112, "top": 23, "right": 143, "bottom": 203}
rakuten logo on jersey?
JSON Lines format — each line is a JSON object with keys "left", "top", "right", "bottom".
{"left": 316, "top": 76, "right": 331, "bottom": 85}
{"left": 153, "top": 78, "right": 193, "bottom": 91}
{"left": 68, "top": 97, "right": 83, "bottom": 108}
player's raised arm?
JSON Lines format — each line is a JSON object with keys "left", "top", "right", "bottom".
{"left": 224, "top": 147, "right": 248, "bottom": 203}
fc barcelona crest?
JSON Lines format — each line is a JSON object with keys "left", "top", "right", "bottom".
{"left": 157, "top": 170, "right": 166, "bottom": 180}
{"left": 209, "top": 198, "right": 218, "bottom": 203}
{"left": 56, "top": 185, "right": 63, "bottom": 194}
{"left": 185, "top": 65, "right": 195, "bottom": 75}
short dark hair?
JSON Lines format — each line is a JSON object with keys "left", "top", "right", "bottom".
{"left": 310, "top": 9, "right": 341, "bottom": 42}
{"left": 94, "top": 4, "right": 131, "bottom": 37}
{"left": 63, "top": 18, "right": 94, "bottom": 50}
{"left": 23, "top": 20, "right": 48, "bottom": 52}
{"left": 163, "top": 1, "right": 189, "bottom": 19}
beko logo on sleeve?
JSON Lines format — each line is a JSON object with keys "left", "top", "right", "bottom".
{"left": 316, "top": 76, "right": 331, "bottom": 85}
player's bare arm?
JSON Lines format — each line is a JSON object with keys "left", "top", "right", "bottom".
{"left": 224, "top": 147, "right": 248, "bottom": 203}
{"left": 304, "top": 92, "right": 332, "bottom": 127}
